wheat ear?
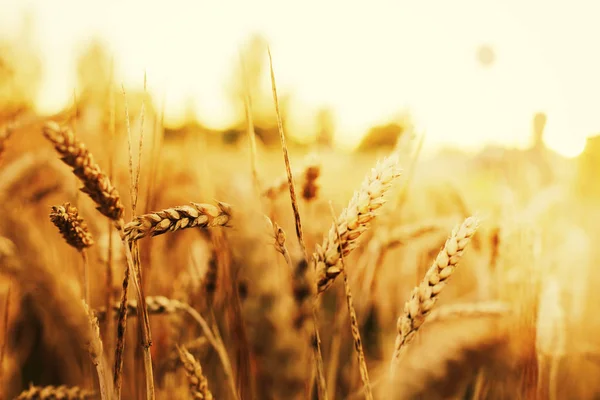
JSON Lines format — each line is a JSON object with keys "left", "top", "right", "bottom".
{"left": 390, "top": 216, "right": 480, "bottom": 373}
{"left": 94, "top": 296, "right": 188, "bottom": 321}
{"left": 42, "top": 121, "right": 144, "bottom": 400}
{"left": 43, "top": 122, "right": 124, "bottom": 222}
{"left": 122, "top": 202, "right": 231, "bottom": 242}
{"left": 316, "top": 155, "right": 402, "bottom": 293}
{"left": 176, "top": 345, "right": 214, "bottom": 400}
{"left": 49, "top": 202, "right": 94, "bottom": 251}
{"left": 49, "top": 202, "right": 93, "bottom": 303}
{"left": 15, "top": 385, "right": 96, "bottom": 400}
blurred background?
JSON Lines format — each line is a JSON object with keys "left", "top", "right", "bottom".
{"left": 1, "top": 0, "right": 599, "bottom": 156}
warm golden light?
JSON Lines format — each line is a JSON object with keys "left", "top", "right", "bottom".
{"left": 1, "top": 0, "right": 599, "bottom": 156}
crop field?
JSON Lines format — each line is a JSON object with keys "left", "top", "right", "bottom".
{"left": 1, "top": 12, "right": 600, "bottom": 400}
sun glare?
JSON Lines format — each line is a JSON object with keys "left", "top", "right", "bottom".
{"left": 1, "top": 0, "right": 599, "bottom": 157}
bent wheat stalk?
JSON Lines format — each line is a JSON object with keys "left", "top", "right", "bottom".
{"left": 183, "top": 305, "right": 239, "bottom": 400}
{"left": 390, "top": 216, "right": 480, "bottom": 374}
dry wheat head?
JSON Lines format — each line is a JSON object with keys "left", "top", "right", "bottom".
{"left": 391, "top": 216, "right": 480, "bottom": 367}
{"left": 15, "top": 385, "right": 96, "bottom": 400}
{"left": 122, "top": 202, "right": 231, "bottom": 242}
{"left": 176, "top": 345, "right": 214, "bottom": 400}
{"left": 94, "top": 296, "right": 187, "bottom": 322}
{"left": 315, "top": 155, "right": 401, "bottom": 292}
{"left": 49, "top": 202, "right": 94, "bottom": 251}
{"left": 43, "top": 121, "right": 124, "bottom": 222}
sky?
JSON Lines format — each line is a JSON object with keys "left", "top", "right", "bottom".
{"left": 1, "top": 0, "right": 599, "bottom": 156}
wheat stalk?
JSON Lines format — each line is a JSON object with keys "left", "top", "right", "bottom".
{"left": 122, "top": 202, "right": 231, "bottom": 242}
{"left": 390, "top": 216, "right": 480, "bottom": 373}
{"left": 269, "top": 48, "right": 328, "bottom": 400}
{"left": 176, "top": 345, "right": 214, "bottom": 400}
{"left": 328, "top": 202, "right": 373, "bottom": 400}
{"left": 99, "top": 293, "right": 237, "bottom": 400}
{"left": 241, "top": 56, "right": 262, "bottom": 198}
{"left": 315, "top": 155, "right": 402, "bottom": 293}
{"left": 182, "top": 306, "right": 239, "bottom": 400}
{"left": 83, "top": 302, "right": 112, "bottom": 400}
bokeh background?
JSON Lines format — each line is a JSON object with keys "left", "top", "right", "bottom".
{"left": 2, "top": 0, "right": 600, "bottom": 155}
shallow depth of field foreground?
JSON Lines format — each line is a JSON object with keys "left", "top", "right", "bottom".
{"left": 2, "top": 9, "right": 600, "bottom": 400}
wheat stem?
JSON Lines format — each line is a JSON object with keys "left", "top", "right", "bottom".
{"left": 329, "top": 202, "right": 373, "bottom": 400}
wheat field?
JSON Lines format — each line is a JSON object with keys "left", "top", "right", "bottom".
{"left": 1, "top": 29, "right": 600, "bottom": 400}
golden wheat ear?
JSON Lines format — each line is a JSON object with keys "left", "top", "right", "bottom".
{"left": 94, "top": 296, "right": 187, "bottom": 322}
{"left": 391, "top": 216, "right": 480, "bottom": 372}
{"left": 14, "top": 385, "right": 96, "bottom": 400}
{"left": 122, "top": 201, "right": 232, "bottom": 242}
{"left": 43, "top": 121, "right": 125, "bottom": 223}
{"left": 315, "top": 154, "right": 402, "bottom": 293}
{"left": 176, "top": 345, "right": 214, "bottom": 400}
{"left": 49, "top": 203, "right": 94, "bottom": 251}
